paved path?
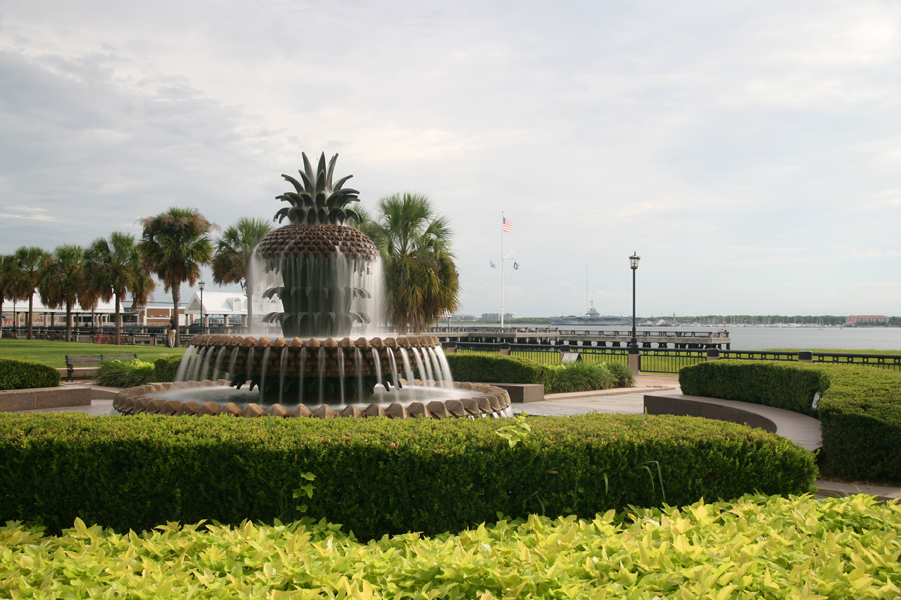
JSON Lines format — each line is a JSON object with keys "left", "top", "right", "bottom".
{"left": 519, "top": 374, "right": 677, "bottom": 417}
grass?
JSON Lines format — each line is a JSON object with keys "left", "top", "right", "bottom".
{"left": 0, "top": 340, "right": 188, "bottom": 368}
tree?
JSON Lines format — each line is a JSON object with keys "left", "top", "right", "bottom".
{"left": 85, "top": 233, "right": 155, "bottom": 344}
{"left": 211, "top": 217, "right": 273, "bottom": 332}
{"left": 0, "top": 254, "right": 16, "bottom": 333}
{"left": 360, "top": 193, "right": 460, "bottom": 333}
{"left": 37, "top": 245, "right": 86, "bottom": 342}
{"left": 139, "top": 207, "right": 215, "bottom": 347}
{"left": 10, "top": 246, "right": 49, "bottom": 340}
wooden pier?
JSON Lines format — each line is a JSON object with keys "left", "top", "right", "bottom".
{"left": 429, "top": 326, "right": 731, "bottom": 349}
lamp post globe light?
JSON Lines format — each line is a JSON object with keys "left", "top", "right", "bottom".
{"left": 199, "top": 280, "right": 205, "bottom": 335}
{"left": 628, "top": 252, "right": 640, "bottom": 352}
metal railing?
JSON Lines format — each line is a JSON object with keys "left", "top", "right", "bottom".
{"left": 446, "top": 342, "right": 901, "bottom": 374}
{"left": 637, "top": 349, "right": 708, "bottom": 373}
{"left": 810, "top": 352, "right": 901, "bottom": 371}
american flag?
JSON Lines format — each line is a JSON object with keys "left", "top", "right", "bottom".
{"left": 502, "top": 217, "right": 511, "bottom": 233}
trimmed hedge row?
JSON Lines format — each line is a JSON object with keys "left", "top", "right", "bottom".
{"left": 680, "top": 360, "right": 901, "bottom": 481}
{"left": 446, "top": 354, "right": 554, "bottom": 387}
{"left": 0, "top": 357, "right": 61, "bottom": 390}
{"left": 816, "top": 365, "right": 901, "bottom": 482}
{"left": 678, "top": 360, "right": 828, "bottom": 416}
{"left": 0, "top": 412, "right": 816, "bottom": 538}
{"left": 444, "top": 353, "right": 634, "bottom": 393}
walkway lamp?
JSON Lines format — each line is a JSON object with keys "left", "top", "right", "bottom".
{"left": 199, "top": 280, "right": 205, "bottom": 335}
{"left": 628, "top": 252, "right": 640, "bottom": 352}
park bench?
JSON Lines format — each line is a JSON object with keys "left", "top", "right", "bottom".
{"left": 65, "top": 354, "right": 138, "bottom": 382}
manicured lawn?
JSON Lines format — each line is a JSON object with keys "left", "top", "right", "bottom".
{"left": 0, "top": 339, "right": 188, "bottom": 368}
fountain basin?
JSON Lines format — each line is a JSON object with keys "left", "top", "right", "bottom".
{"left": 182, "top": 333, "right": 461, "bottom": 403}
{"left": 113, "top": 379, "right": 513, "bottom": 419}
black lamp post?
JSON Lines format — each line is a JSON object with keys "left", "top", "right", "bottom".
{"left": 198, "top": 280, "right": 205, "bottom": 335}
{"left": 628, "top": 252, "right": 640, "bottom": 351}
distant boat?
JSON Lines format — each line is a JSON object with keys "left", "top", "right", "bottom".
{"left": 550, "top": 302, "right": 631, "bottom": 327}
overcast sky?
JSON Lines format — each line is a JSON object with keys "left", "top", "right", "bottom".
{"left": 2, "top": 0, "right": 900, "bottom": 318}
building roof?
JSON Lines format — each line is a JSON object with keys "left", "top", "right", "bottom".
{"left": 2, "top": 294, "right": 118, "bottom": 314}
{"left": 183, "top": 291, "right": 283, "bottom": 316}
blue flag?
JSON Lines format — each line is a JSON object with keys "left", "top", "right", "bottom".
{"left": 513, "top": 262, "right": 519, "bottom": 270}
{"left": 490, "top": 261, "right": 496, "bottom": 268}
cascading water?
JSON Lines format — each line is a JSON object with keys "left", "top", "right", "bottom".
{"left": 212, "top": 347, "right": 226, "bottom": 382}
{"left": 387, "top": 350, "right": 399, "bottom": 390}
{"left": 278, "top": 348, "right": 288, "bottom": 405}
{"left": 371, "top": 348, "right": 383, "bottom": 389}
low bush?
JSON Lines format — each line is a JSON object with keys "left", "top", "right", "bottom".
{"left": 95, "top": 359, "right": 156, "bottom": 388}
{"left": 444, "top": 353, "right": 555, "bottom": 387}
{"left": 816, "top": 365, "right": 901, "bottom": 482}
{"left": 0, "top": 411, "right": 817, "bottom": 538}
{"left": 606, "top": 361, "right": 635, "bottom": 387}
{"left": 679, "top": 360, "right": 828, "bottom": 415}
{"left": 679, "top": 360, "right": 901, "bottom": 482}
{"left": 546, "top": 361, "right": 615, "bottom": 393}
{"left": 0, "top": 357, "right": 60, "bottom": 390}
{"left": 445, "top": 353, "right": 633, "bottom": 393}
{"left": 2, "top": 495, "right": 895, "bottom": 599}
{"left": 154, "top": 355, "right": 184, "bottom": 382}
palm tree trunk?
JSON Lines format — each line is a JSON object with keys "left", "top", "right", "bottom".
{"left": 65, "top": 303, "right": 73, "bottom": 342}
{"left": 115, "top": 294, "right": 122, "bottom": 345}
{"left": 173, "top": 287, "right": 181, "bottom": 348}
{"left": 246, "top": 278, "right": 254, "bottom": 334}
{"left": 27, "top": 295, "right": 33, "bottom": 340}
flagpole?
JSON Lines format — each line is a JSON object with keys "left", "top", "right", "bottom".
{"left": 501, "top": 212, "right": 505, "bottom": 330}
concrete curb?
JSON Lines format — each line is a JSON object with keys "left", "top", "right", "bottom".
{"left": 1, "top": 385, "right": 92, "bottom": 412}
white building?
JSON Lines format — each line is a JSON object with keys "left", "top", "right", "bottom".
{"left": 183, "top": 291, "right": 283, "bottom": 331}
{"left": 2, "top": 294, "right": 118, "bottom": 328}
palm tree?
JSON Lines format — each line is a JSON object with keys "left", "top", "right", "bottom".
{"left": 139, "top": 207, "right": 215, "bottom": 348}
{"left": 85, "top": 233, "right": 155, "bottom": 344}
{"left": 37, "top": 245, "right": 86, "bottom": 342}
{"left": 360, "top": 193, "right": 460, "bottom": 333}
{"left": 10, "top": 246, "right": 49, "bottom": 340}
{"left": 0, "top": 254, "right": 15, "bottom": 333}
{"left": 211, "top": 217, "right": 273, "bottom": 332}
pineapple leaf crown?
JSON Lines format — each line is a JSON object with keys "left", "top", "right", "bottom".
{"left": 275, "top": 152, "right": 361, "bottom": 226}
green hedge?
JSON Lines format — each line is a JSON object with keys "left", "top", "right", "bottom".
{"left": 445, "top": 353, "right": 554, "bottom": 387}
{"left": 0, "top": 412, "right": 816, "bottom": 538}
{"left": 0, "top": 357, "right": 61, "bottom": 390}
{"left": 816, "top": 365, "right": 901, "bottom": 482}
{"left": 679, "top": 360, "right": 901, "bottom": 482}
{"left": 679, "top": 360, "right": 828, "bottom": 415}
{"left": 445, "top": 353, "right": 634, "bottom": 393}
{"left": 154, "top": 355, "right": 184, "bottom": 382}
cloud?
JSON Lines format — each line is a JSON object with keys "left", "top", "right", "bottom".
{"left": 1, "top": 0, "right": 900, "bottom": 317}
{"left": 0, "top": 205, "right": 57, "bottom": 222}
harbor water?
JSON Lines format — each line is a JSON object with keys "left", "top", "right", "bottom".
{"left": 638, "top": 326, "right": 901, "bottom": 352}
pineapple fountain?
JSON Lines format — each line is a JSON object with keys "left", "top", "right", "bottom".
{"left": 114, "top": 154, "right": 512, "bottom": 419}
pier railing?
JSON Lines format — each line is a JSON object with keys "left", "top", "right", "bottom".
{"left": 445, "top": 342, "right": 901, "bottom": 374}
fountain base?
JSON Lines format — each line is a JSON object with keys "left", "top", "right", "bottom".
{"left": 114, "top": 379, "right": 513, "bottom": 419}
